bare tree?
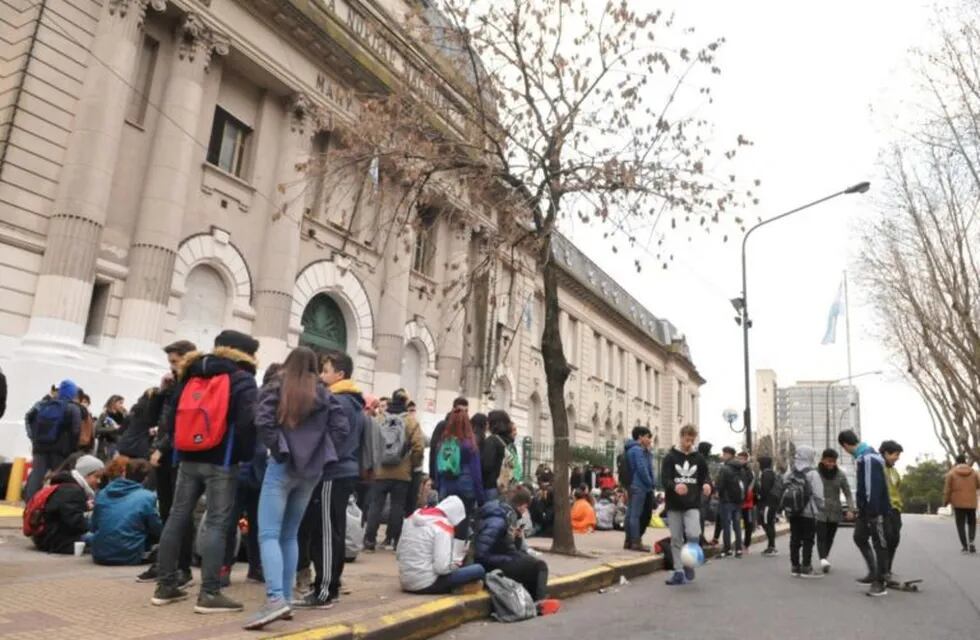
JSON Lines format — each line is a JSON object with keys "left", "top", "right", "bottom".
{"left": 862, "top": 9, "right": 980, "bottom": 465}
{"left": 313, "top": 0, "right": 750, "bottom": 553}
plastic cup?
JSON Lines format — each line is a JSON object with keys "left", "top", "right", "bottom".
{"left": 74, "top": 541, "right": 85, "bottom": 557}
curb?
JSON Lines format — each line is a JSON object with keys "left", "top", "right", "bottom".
{"left": 268, "top": 526, "right": 788, "bottom": 640}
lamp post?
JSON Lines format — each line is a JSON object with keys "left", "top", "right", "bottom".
{"left": 824, "top": 369, "right": 882, "bottom": 449}
{"left": 735, "top": 181, "right": 870, "bottom": 453}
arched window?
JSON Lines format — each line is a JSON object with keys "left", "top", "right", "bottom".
{"left": 178, "top": 265, "right": 228, "bottom": 351}
{"left": 300, "top": 293, "right": 348, "bottom": 357}
{"left": 400, "top": 341, "right": 424, "bottom": 404}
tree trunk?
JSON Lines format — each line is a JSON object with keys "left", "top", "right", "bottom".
{"left": 540, "top": 243, "right": 574, "bottom": 554}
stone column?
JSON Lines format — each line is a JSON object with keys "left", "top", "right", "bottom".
{"left": 108, "top": 14, "right": 229, "bottom": 374}
{"left": 253, "top": 94, "right": 318, "bottom": 366}
{"left": 19, "top": 0, "right": 166, "bottom": 358}
{"left": 372, "top": 205, "right": 415, "bottom": 396}
{"left": 435, "top": 219, "right": 470, "bottom": 410}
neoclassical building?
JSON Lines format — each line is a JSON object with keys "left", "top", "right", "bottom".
{"left": 0, "top": 0, "right": 702, "bottom": 459}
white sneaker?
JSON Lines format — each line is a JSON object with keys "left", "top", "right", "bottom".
{"left": 820, "top": 558, "right": 831, "bottom": 574}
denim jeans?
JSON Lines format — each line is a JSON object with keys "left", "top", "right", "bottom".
{"left": 410, "top": 563, "right": 486, "bottom": 594}
{"left": 157, "top": 461, "right": 237, "bottom": 593}
{"left": 364, "top": 479, "right": 410, "bottom": 546}
{"left": 719, "top": 502, "right": 743, "bottom": 552}
{"left": 25, "top": 452, "right": 65, "bottom": 501}
{"left": 626, "top": 488, "right": 650, "bottom": 543}
{"left": 258, "top": 461, "right": 319, "bottom": 603}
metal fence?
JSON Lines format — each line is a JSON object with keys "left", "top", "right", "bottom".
{"left": 520, "top": 437, "right": 673, "bottom": 490}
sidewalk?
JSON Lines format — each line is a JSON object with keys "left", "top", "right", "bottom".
{"left": 0, "top": 512, "right": 785, "bottom": 640}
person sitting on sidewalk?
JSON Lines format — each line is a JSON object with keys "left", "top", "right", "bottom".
{"left": 31, "top": 454, "right": 104, "bottom": 554}
{"left": 474, "top": 487, "right": 549, "bottom": 602}
{"left": 595, "top": 489, "right": 618, "bottom": 531}
{"left": 571, "top": 485, "right": 597, "bottom": 533}
{"left": 91, "top": 459, "right": 162, "bottom": 565}
{"left": 397, "top": 495, "right": 486, "bottom": 594}
{"left": 529, "top": 475, "right": 555, "bottom": 537}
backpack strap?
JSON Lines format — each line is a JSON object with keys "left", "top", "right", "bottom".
{"left": 223, "top": 422, "right": 235, "bottom": 469}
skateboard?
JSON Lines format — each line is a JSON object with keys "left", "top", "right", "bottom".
{"left": 886, "top": 578, "right": 923, "bottom": 592}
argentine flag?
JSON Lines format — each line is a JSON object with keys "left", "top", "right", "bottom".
{"left": 821, "top": 281, "right": 844, "bottom": 345}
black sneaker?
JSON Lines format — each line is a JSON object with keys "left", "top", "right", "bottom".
{"left": 718, "top": 550, "right": 733, "bottom": 558}
{"left": 194, "top": 592, "right": 244, "bottom": 614}
{"left": 791, "top": 566, "right": 802, "bottom": 577}
{"left": 363, "top": 542, "right": 376, "bottom": 553}
{"left": 151, "top": 585, "right": 189, "bottom": 606}
{"left": 292, "top": 592, "right": 336, "bottom": 610}
{"left": 799, "top": 565, "right": 822, "bottom": 579}
{"left": 970, "top": 544, "right": 977, "bottom": 554}
{"left": 867, "top": 582, "right": 888, "bottom": 597}
{"left": 177, "top": 569, "right": 194, "bottom": 589}
{"left": 734, "top": 550, "right": 743, "bottom": 559}
{"left": 137, "top": 566, "right": 158, "bottom": 583}
{"left": 856, "top": 574, "right": 874, "bottom": 585}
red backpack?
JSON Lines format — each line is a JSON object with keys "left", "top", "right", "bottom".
{"left": 23, "top": 484, "right": 60, "bottom": 537}
{"left": 174, "top": 374, "right": 232, "bottom": 456}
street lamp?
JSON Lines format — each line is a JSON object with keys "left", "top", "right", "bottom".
{"left": 738, "top": 181, "right": 870, "bottom": 453}
{"left": 824, "top": 369, "right": 883, "bottom": 449}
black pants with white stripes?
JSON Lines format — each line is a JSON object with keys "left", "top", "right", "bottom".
{"left": 301, "top": 477, "right": 357, "bottom": 600}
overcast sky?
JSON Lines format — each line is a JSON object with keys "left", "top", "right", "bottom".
{"left": 564, "top": 0, "right": 942, "bottom": 467}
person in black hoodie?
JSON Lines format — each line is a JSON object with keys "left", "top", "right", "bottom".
{"left": 716, "top": 446, "right": 746, "bottom": 558}
{"left": 757, "top": 456, "right": 780, "bottom": 556}
{"left": 151, "top": 330, "right": 259, "bottom": 614}
{"left": 696, "top": 441, "right": 713, "bottom": 546}
{"left": 428, "top": 397, "right": 469, "bottom": 491}
{"left": 481, "top": 410, "right": 514, "bottom": 501}
{"left": 24, "top": 380, "right": 82, "bottom": 501}
{"left": 661, "top": 425, "right": 711, "bottom": 585}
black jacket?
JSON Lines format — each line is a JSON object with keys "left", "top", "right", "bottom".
{"left": 474, "top": 500, "right": 522, "bottom": 566}
{"left": 481, "top": 432, "right": 511, "bottom": 491}
{"left": 759, "top": 468, "right": 778, "bottom": 506}
{"left": 717, "top": 459, "right": 747, "bottom": 504}
{"left": 163, "top": 348, "right": 258, "bottom": 467}
{"left": 33, "top": 471, "right": 89, "bottom": 554}
{"left": 530, "top": 488, "right": 555, "bottom": 534}
{"left": 0, "top": 367, "right": 6, "bottom": 419}
{"left": 662, "top": 447, "right": 709, "bottom": 511}
{"left": 117, "top": 387, "right": 167, "bottom": 460}
{"left": 322, "top": 384, "right": 373, "bottom": 481}
{"left": 94, "top": 410, "right": 127, "bottom": 460}
{"left": 428, "top": 416, "right": 448, "bottom": 487}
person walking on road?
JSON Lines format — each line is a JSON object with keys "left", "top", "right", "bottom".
{"left": 880, "top": 440, "right": 904, "bottom": 580}
{"left": 815, "top": 448, "right": 854, "bottom": 573}
{"left": 757, "top": 456, "right": 780, "bottom": 556}
{"left": 944, "top": 455, "right": 980, "bottom": 553}
{"left": 661, "top": 425, "right": 711, "bottom": 585}
{"left": 716, "top": 447, "right": 746, "bottom": 558}
{"left": 783, "top": 445, "right": 825, "bottom": 579}
{"left": 737, "top": 451, "right": 756, "bottom": 553}
{"left": 838, "top": 429, "right": 891, "bottom": 597}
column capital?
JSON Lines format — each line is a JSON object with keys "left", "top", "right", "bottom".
{"left": 176, "top": 13, "right": 230, "bottom": 71}
{"left": 107, "top": 0, "right": 167, "bottom": 28}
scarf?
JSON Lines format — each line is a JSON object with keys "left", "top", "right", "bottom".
{"left": 70, "top": 470, "right": 96, "bottom": 502}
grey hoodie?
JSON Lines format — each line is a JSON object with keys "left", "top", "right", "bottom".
{"left": 785, "top": 445, "right": 825, "bottom": 518}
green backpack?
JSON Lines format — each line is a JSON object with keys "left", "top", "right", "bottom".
{"left": 437, "top": 436, "right": 462, "bottom": 478}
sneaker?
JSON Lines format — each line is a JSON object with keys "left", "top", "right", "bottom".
{"left": 734, "top": 550, "right": 743, "bottom": 559}
{"left": 867, "top": 582, "right": 888, "bottom": 597}
{"left": 137, "top": 566, "right": 158, "bottom": 583}
{"left": 820, "top": 558, "right": 831, "bottom": 574}
{"left": 177, "top": 569, "right": 194, "bottom": 589}
{"left": 718, "top": 550, "right": 733, "bottom": 558}
{"left": 762, "top": 547, "right": 779, "bottom": 557}
{"left": 246, "top": 571, "right": 265, "bottom": 584}
{"left": 623, "top": 539, "right": 632, "bottom": 550}
{"left": 219, "top": 565, "right": 232, "bottom": 589}
{"left": 970, "top": 544, "right": 977, "bottom": 554}
{"left": 242, "top": 597, "right": 291, "bottom": 631}
{"left": 799, "top": 566, "right": 822, "bottom": 579}
{"left": 363, "top": 543, "right": 376, "bottom": 553}
{"left": 628, "top": 542, "right": 651, "bottom": 552}
{"left": 791, "top": 566, "right": 801, "bottom": 578}
{"left": 664, "top": 571, "right": 687, "bottom": 586}
{"left": 856, "top": 574, "right": 874, "bottom": 585}
{"left": 151, "top": 585, "right": 189, "bottom": 606}
{"left": 962, "top": 547, "right": 970, "bottom": 554}
{"left": 683, "top": 566, "right": 696, "bottom": 583}
{"left": 292, "top": 592, "right": 336, "bottom": 610}
{"left": 195, "top": 592, "right": 245, "bottom": 614}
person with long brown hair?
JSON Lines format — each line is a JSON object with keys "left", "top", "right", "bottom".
{"left": 434, "top": 406, "right": 485, "bottom": 540}
{"left": 244, "top": 347, "right": 349, "bottom": 630}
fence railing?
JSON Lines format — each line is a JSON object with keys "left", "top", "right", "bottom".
{"left": 521, "top": 437, "right": 674, "bottom": 490}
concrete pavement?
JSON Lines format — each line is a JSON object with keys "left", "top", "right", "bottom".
{"left": 440, "top": 514, "right": 980, "bottom": 640}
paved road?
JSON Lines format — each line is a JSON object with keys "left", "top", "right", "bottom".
{"left": 441, "top": 515, "right": 980, "bottom": 640}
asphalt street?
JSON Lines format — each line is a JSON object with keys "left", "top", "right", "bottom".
{"left": 440, "top": 514, "right": 980, "bottom": 640}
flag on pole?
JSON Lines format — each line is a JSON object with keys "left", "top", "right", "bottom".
{"left": 821, "top": 280, "right": 844, "bottom": 345}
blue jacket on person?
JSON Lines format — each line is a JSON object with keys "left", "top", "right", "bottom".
{"left": 90, "top": 478, "right": 162, "bottom": 566}
{"left": 625, "top": 439, "right": 655, "bottom": 492}
{"left": 853, "top": 442, "right": 891, "bottom": 517}
{"left": 474, "top": 499, "right": 522, "bottom": 567}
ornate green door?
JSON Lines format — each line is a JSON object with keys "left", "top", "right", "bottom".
{"left": 300, "top": 293, "right": 347, "bottom": 355}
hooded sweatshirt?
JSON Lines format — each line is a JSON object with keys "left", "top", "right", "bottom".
{"left": 396, "top": 495, "right": 467, "bottom": 591}
{"left": 32, "top": 471, "right": 88, "bottom": 554}
{"left": 758, "top": 456, "right": 779, "bottom": 507}
{"left": 257, "top": 380, "right": 349, "bottom": 480}
{"left": 662, "top": 446, "right": 709, "bottom": 511}
{"left": 944, "top": 463, "right": 980, "bottom": 509}
{"left": 717, "top": 458, "right": 747, "bottom": 504}
{"left": 852, "top": 442, "right": 890, "bottom": 517}
{"left": 90, "top": 478, "right": 162, "bottom": 565}
{"left": 816, "top": 463, "right": 854, "bottom": 523}
{"left": 784, "top": 446, "right": 825, "bottom": 519}
{"left": 323, "top": 379, "right": 376, "bottom": 480}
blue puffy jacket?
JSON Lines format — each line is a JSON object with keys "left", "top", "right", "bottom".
{"left": 625, "top": 440, "right": 654, "bottom": 492}
{"left": 474, "top": 500, "right": 521, "bottom": 566}
{"left": 90, "top": 478, "right": 162, "bottom": 565}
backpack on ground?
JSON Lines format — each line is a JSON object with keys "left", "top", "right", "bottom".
{"left": 779, "top": 468, "right": 812, "bottom": 516}
{"left": 32, "top": 398, "right": 67, "bottom": 445}
{"left": 379, "top": 413, "right": 408, "bottom": 466}
{"left": 23, "top": 484, "right": 60, "bottom": 537}
{"left": 485, "top": 569, "right": 537, "bottom": 622}
{"left": 345, "top": 496, "right": 364, "bottom": 562}
{"left": 174, "top": 374, "right": 232, "bottom": 454}
{"left": 655, "top": 536, "right": 673, "bottom": 570}
{"left": 496, "top": 436, "right": 516, "bottom": 493}
{"left": 436, "top": 436, "right": 462, "bottom": 478}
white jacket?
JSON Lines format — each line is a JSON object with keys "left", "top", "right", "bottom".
{"left": 396, "top": 495, "right": 466, "bottom": 592}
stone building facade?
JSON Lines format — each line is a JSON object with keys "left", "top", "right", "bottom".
{"left": 0, "top": 0, "right": 702, "bottom": 458}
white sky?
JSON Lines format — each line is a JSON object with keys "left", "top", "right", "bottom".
{"left": 564, "top": 0, "right": 943, "bottom": 468}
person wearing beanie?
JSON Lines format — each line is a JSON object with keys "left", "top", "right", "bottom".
{"left": 31, "top": 454, "right": 102, "bottom": 554}
{"left": 152, "top": 329, "right": 259, "bottom": 614}
{"left": 24, "top": 379, "right": 83, "bottom": 501}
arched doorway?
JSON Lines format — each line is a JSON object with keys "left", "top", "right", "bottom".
{"left": 179, "top": 265, "right": 228, "bottom": 351}
{"left": 400, "top": 341, "right": 425, "bottom": 404}
{"left": 300, "top": 293, "right": 348, "bottom": 357}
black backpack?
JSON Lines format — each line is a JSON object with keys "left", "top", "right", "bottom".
{"left": 779, "top": 468, "right": 812, "bottom": 516}
{"left": 617, "top": 450, "right": 632, "bottom": 488}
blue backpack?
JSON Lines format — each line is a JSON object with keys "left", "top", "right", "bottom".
{"left": 33, "top": 398, "right": 67, "bottom": 445}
